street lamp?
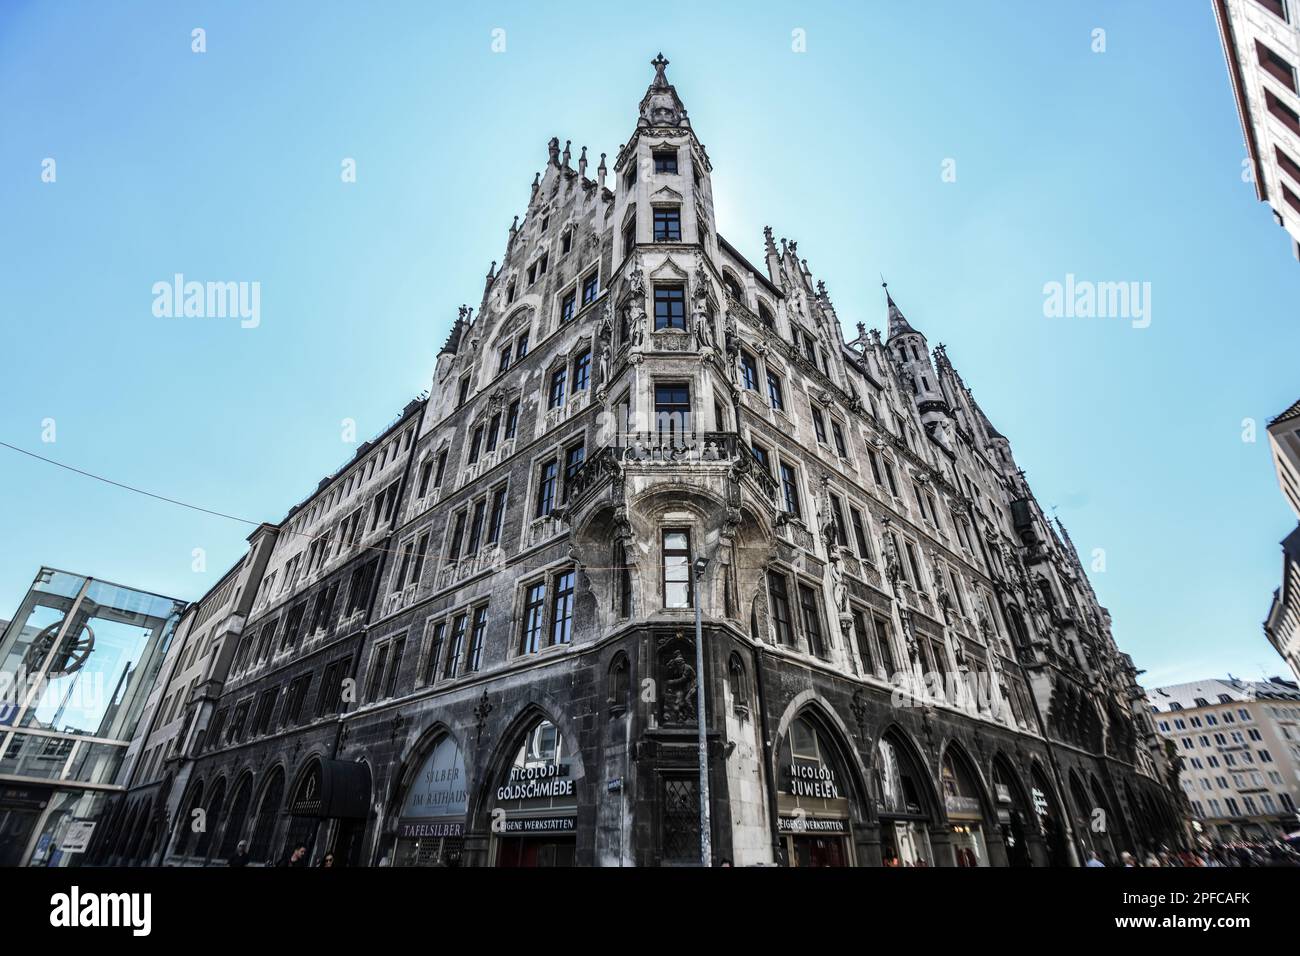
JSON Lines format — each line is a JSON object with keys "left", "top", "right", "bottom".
{"left": 692, "top": 555, "right": 711, "bottom": 867}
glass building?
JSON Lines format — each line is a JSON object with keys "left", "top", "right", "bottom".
{"left": 0, "top": 568, "right": 184, "bottom": 866}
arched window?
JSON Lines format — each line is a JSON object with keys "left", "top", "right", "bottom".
{"left": 723, "top": 273, "right": 744, "bottom": 302}
{"left": 992, "top": 759, "right": 1033, "bottom": 867}
{"left": 195, "top": 778, "right": 226, "bottom": 858}
{"left": 249, "top": 768, "right": 286, "bottom": 863}
{"left": 941, "top": 748, "right": 989, "bottom": 866}
{"left": 875, "top": 732, "right": 933, "bottom": 866}
{"left": 218, "top": 774, "right": 255, "bottom": 860}
{"left": 607, "top": 653, "right": 630, "bottom": 716}
{"left": 174, "top": 781, "right": 205, "bottom": 856}
{"left": 758, "top": 302, "right": 775, "bottom": 328}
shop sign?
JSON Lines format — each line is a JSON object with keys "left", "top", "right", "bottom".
{"left": 995, "top": 783, "right": 1012, "bottom": 805}
{"left": 496, "top": 763, "right": 573, "bottom": 802}
{"left": 499, "top": 816, "right": 576, "bottom": 834}
{"left": 784, "top": 762, "right": 840, "bottom": 800}
{"left": 398, "top": 821, "right": 464, "bottom": 839}
{"left": 1032, "top": 787, "right": 1049, "bottom": 817}
{"left": 945, "top": 795, "right": 982, "bottom": 817}
{"left": 402, "top": 737, "right": 467, "bottom": 819}
{"left": 60, "top": 820, "right": 96, "bottom": 853}
{"left": 778, "top": 815, "right": 847, "bottom": 835}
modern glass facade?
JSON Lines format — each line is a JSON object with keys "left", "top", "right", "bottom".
{"left": 0, "top": 568, "right": 184, "bottom": 866}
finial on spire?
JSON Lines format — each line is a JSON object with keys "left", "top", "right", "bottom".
{"left": 578, "top": 146, "right": 587, "bottom": 178}
{"left": 763, "top": 225, "right": 777, "bottom": 256}
{"left": 651, "top": 52, "right": 670, "bottom": 87}
{"left": 547, "top": 137, "right": 560, "bottom": 165}
{"left": 562, "top": 140, "right": 572, "bottom": 167}
{"left": 597, "top": 152, "right": 607, "bottom": 189}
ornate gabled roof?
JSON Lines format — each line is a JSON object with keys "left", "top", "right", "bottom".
{"left": 637, "top": 53, "right": 690, "bottom": 129}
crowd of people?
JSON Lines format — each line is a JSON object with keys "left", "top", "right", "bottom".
{"left": 1087, "top": 840, "right": 1300, "bottom": 867}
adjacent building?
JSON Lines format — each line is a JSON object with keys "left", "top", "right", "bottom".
{"left": 1148, "top": 677, "right": 1300, "bottom": 841}
{"left": 1214, "top": 0, "right": 1300, "bottom": 260}
{"left": 0, "top": 568, "right": 185, "bottom": 866}
{"left": 1265, "top": 397, "right": 1300, "bottom": 682}
{"left": 72, "top": 54, "right": 1182, "bottom": 868}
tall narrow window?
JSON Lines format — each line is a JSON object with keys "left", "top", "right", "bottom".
{"left": 498, "top": 345, "right": 512, "bottom": 373}
{"left": 582, "top": 272, "right": 599, "bottom": 306}
{"left": 521, "top": 583, "right": 546, "bottom": 654}
{"left": 434, "top": 449, "right": 448, "bottom": 488}
{"left": 468, "top": 425, "right": 484, "bottom": 464}
{"left": 810, "top": 405, "right": 828, "bottom": 444}
{"left": 505, "top": 400, "right": 520, "bottom": 439}
{"left": 654, "top": 383, "right": 691, "bottom": 446}
{"left": 560, "top": 291, "right": 576, "bottom": 324}
{"left": 485, "top": 412, "right": 502, "bottom": 453}
{"left": 740, "top": 351, "right": 758, "bottom": 390}
{"left": 467, "top": 606, "right": 487, "bottom": 672}
{"left": 662, "top": 530, "right": 692, "bottom": 608}
{"left": 487, "top": 486, "right": 507, "bottom": 544}
{"left": 466, "top": 499, "right": 486, "bottom": 555}
{"left": 444, "top": 614, "right": 467, "bottom": 679}
{"left": 831, "top": 421, "right": 848, "bottom": 458}
{"left": 766, "top": 370, "right": 785, "bottom": 411}
{"left": 552, "top": 569, "right": 575, "bottom": 645}
{"left": 536, "top": 459, "right": 559, "bottom": 517}
{"left": 850, "top": 507, "right": 872, "bottom": 561}
{"left": 852, "top": 610, "right": 874, "bottom": 675}
{"left": 409, "top": 532, "right": 430, "bottom": 586}
{"left": 563, "top": 444, "right": 585, "bottom": 497}
{"left": 779, "top": 463, "right": 802, "bottom": 518}
{"left": 516, "top": 331, "right": 530, "bottom": 359}
{"left": 798, "top": 584, "right": 826, "bottom": 657}
{"left": 767, "top": 571, "right": 794, "bottom": 645}
{"left": 617, "top": 540, "right": 632, "bottom": 618}
{"left": 384, "top": 637, "right": 405, "bottom": 699}
{"left": 549, "top": 367, "right": 567, "bottom": 408}
{"left": 573, "top": 350, "right": 591, "bottom": 391}
{"left": 829, "top": 494, "right": 848, "bottom": 548}
{"left": 417, "top": 459, "right": 433, "bottom": 498}
{"left": 446, "top": 511, "right": 466, "bottom": 561}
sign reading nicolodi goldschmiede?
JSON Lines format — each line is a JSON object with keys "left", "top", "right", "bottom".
{"left": 496, "top": 763, "right": 574, "bottom": 802}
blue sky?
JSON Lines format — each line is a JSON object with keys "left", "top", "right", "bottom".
{"left": 1, "top": 1, "right": 1296, "bottom": 687}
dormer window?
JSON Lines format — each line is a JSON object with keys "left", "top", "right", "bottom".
{"left": 653, "top": 149, "right": 678, "bottom": 174}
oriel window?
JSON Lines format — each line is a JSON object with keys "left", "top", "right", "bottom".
{"left": 654, "top": 382, "right": 691, "bottom": 445}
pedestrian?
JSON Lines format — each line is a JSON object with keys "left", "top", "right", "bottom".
{"left": 317, "top": 852, "right": 334, "bottom": 868}
{"left": 228, "top": 840, "right": 250, "bottom": 868}
{"left": 1119, "top": 851, "right": 1136, "bottom": 867}
{"left": 1085, "top": 850, "right": 1105, "bottom": 867}
{"left": 279, "top": 844, "right": 308, "bottom": 867}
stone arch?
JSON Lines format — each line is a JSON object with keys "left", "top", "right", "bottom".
{"left": 382, "top": 723, "right": 468, "bottom": 866}
{"left": 772, "top": 691, "right": 871, "bottom": 810}
{"left": 195, "top": 775, "right": 227, "bottom": 860}
{"left": 607, "top": 651, "right": 630, "bottom": 717}
{"left": 990, "top": 752, "right": 1037, "bottom": 866}
{"left": 217, "top": 769, "right": 257, "bottom": 860}
{"left": 248, "top": 764, "right": 287, "bottom": 864}
{"left": 173, "top": 777, "right": 206, "bottom": 857}
{"left": 1028, "top": 760, "right": 1070, "bottom": 866}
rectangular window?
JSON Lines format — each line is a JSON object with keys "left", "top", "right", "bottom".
{"left": 417, "top": 459, "right": 433, "bottom": 498}
{"left": 751, "top": 443, "right": 771, "bottom": 475}
{"left": 467, "top": 606, "right": 487, "bottom": 672}
{"left": 829, "top": 493, "right": 848, "bottom": 547}
{"left": 367, "top": 643, "right": 390, "bottom": 701}
{"left": 852, "top": 609, "right": 873, "bottom": 675}
{"left": 536, "top": 459, "right": 559, "bottom": 517}
{"left": 521, "top": 583, "right": 546, "bottom": 654}
{"left": 654, "top": 382, "right": 691, "bottom": 444}
{"left": 505, "top": 400, "right": 520, "bottom": 439}
{"left": 444, "top": 613, "right": 467, "bottom": 679}
{"left": 1266, "top": 87, "right": 1300, "bottom": 135}
{"left": 779, "top": 463, "right": 802, "bottom": 518}
{"left": 653, "top": 150, "right": 678, "bottom": 173}
{"left": 434, "top": 450, "right": 448, "bottom": 488}
{"left": 810, "top": 405, "right": 828, "bottom": 444}
{"left": 740, "top": 350, "right": 758, "bottom": 390}
{"left": 447, "top": 510, "right": 467, "bottom": 561}
{"left": 563, "top": 443, "right": 586, "bottom": 497}
{"left": 1257, "top": 39, "right": 1298, "bottom": 91}
{"left": 487, "top": 486, "right": 507, "bottom": 544}
{"left": 485, "top": 412, "right": 502, "bottom": 453}
{"left": 457, "top": 376, "right": 471, "bottom": 407}
{"left": 767, "top": 571, "right": 794, "bottom": 645}
{"left": 582, "top": 272, "right": 599, "bottom": 306}
{"left": 663, "top": 529, "right": 692, "bottom": 608}
{"left": 468, "top": 425, "right": 484, "bottom": 464}
{"left": 905, "top": 540, "right": 925, "bottom": 591}
{"left": 385, "top": 637, "right": 405, "bottom": 698}
{"left": 466, "top": 499, "right": 487, "bottom": 555}
{"left": 516, "top": 331, "right": 529, "bottom": 359}
{"left": 873, "top": 615, "right": 897, "bottom": 676}
{"left": 560, "top": 290, "right": 576, "bottom": 324}
{"left": 797, "top": 584, "right": 825, "bottom": 657}
{"left": 423, "top": 622, "right": 445, "bottom": 683}
{"left": 653, "top": 206, "right": 681, "bottom": 242}
{"left": 766, "top": 370, "right": 785, "bottom": 411}
{"left": 654, "top": 284, "right": 687, "bottom": 330}
{"left": 831, "top": 421, "right": 848, "bottom": 458}
{"left": 573, "top": 350, "right": 591, "bottom": 391}
{"left": 552, "top": 569, "right": 575, "bottom": 645}
{"left": 410, "top": 532, "right": 430, "bottom": 586}
{"left": 499, "top": 344, "right": 512, "bottom": 373}
{"left": 549, "top": 367, "right": 567, "bottom": 408}
{"left": 1252, "top": 0, "right": 1288, "bottom": 20}
{"left": 850, "top": 508, "right": 872, "bottom": 561}
{"left": 623, "top": 219, "right": 636, "bottom": 258}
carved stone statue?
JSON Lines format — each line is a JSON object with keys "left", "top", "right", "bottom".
{"left": 663, "top": 650, "right": 697, "bottom": 725}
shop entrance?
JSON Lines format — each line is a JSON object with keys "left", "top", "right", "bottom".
{"left": 490, "top": 719, "right": 578, "bottom": 868}
{"left": 392, "top": 734, "right": 468, "bottom": 867}
{"left": 776, "top": 715, "right": 857, "bottom": 867}
{"left": 875, "top": 733, "right": 936, "bottom": 867}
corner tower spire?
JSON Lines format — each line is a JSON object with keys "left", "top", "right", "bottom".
{"left": 638, "top": 52, "right": 691, "bottom": 128}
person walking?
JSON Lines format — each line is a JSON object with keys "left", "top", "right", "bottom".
{"left": 228, "top": 840, "right": 251, "bottom": 867}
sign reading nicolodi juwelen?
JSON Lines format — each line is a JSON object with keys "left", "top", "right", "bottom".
{"left": 785, "top": 763, "right": 840, "bottom": 800}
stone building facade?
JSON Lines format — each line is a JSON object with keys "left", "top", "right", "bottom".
{"left": 93, "top": 54, "right": 1184, "bottom": 868}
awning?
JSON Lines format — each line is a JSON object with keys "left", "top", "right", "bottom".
{"left": 290, "top": 759, "right": 371, "bottom": 820}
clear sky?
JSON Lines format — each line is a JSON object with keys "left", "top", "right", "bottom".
{"left": 1, "top": 1, "right": 1296, "bottom": 688}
